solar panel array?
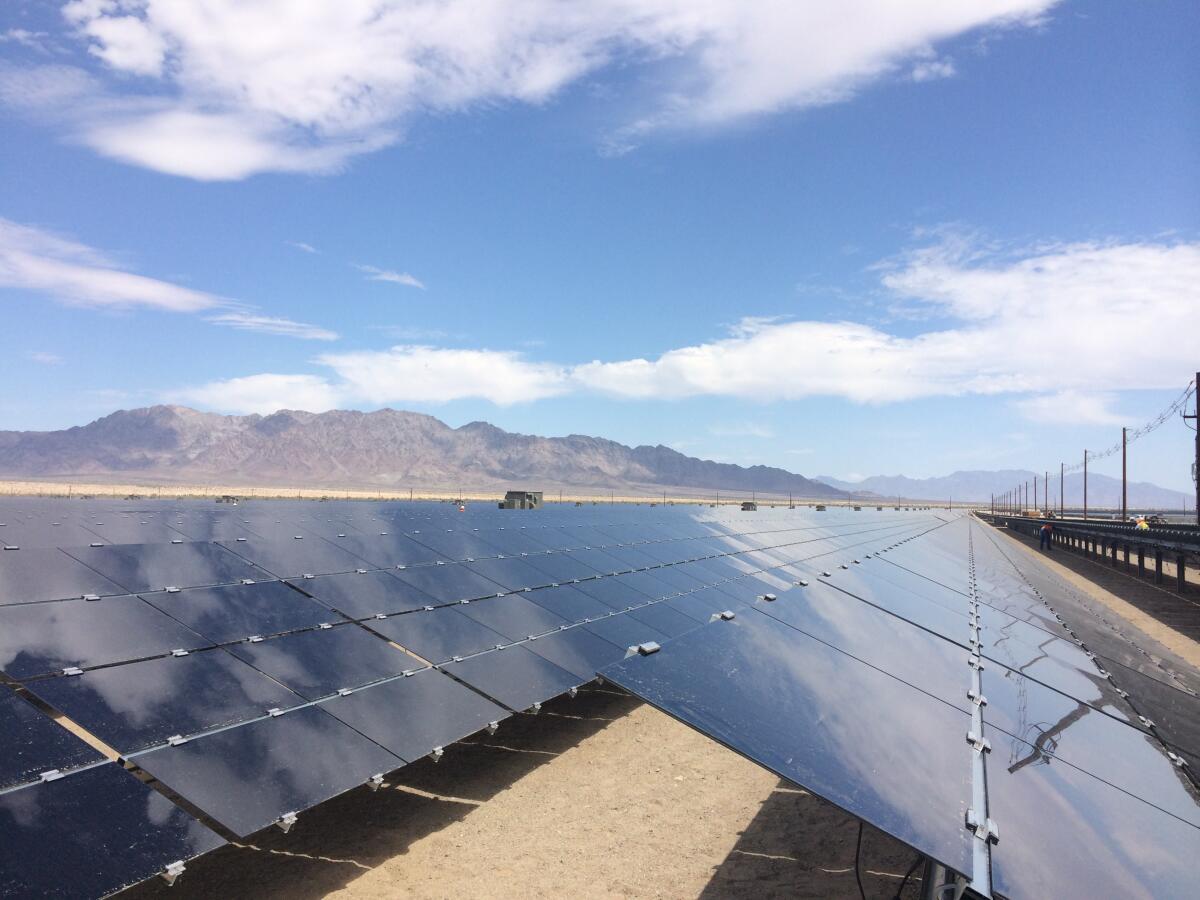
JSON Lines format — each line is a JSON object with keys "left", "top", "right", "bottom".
{"left": 1, "top": 498, "right": 1197, "bottom": 898}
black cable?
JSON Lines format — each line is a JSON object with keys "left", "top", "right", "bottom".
{"left": 855, "top": 820, "right": 867, "bottom": 900}
{"left": 894, "top": 855, "right": 923, "bottom": 900}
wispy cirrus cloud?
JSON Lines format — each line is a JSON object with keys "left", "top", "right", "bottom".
{"left": 286, "top": 241, "right": 318, "bottom": 254}
{"left": 175, "top": 235, "right": 1200, "bottom": 420}
{"left": 0, "top": 216, "right": 336, "bottom": 340}
{"left": 354, "top": 264, "right": 426, "bottom": 290}
{"left": 28, "top": 351, "right": 63, "bottom": 365}
{"left": 1, "top": 2, "right": 1058, "bottom": 179}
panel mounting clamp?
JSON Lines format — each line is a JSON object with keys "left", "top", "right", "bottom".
{"left": 160, "top": 861, "right": 186, "bottom": 886}
{"left": 965, "top": 808, "right": 999, "bottom": 843}
{"left": 62, "top": 666, "right": 84, "bottom": 676}
{"left": 167, "top": 734, "right": 188, "bottom": 746}
{"left": 276, "top": 811, "right": 298, "bottom": 832}
{"left": 39, "top": 769, "right": 64, "bottom": 782}
{"left": 966, "top": 731, "right": 992, "bottom": 753}
{"left": 367, "top": 773, "right": 385, "bottom": 791}
{"left": 710, "top": 610, "right": 736, "bottom": 621}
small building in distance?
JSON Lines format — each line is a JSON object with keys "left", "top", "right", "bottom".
{"left": 499, "top": 490, "right": 543, "bottom": 510}
{"left": 741, "top": 501, "right": 757, "bottom": 511}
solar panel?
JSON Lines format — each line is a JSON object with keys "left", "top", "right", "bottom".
{"left": 226, "top": 624, "right": 423, "bottom": 699}
{"left": 321, "top": 667, "right": 510, "bottom": 762}
{"left": 0, "top": 547, "right": 125, "bottom": 605}
{"left": 440, "top": 644, "right": 583, "bottom": 712}
{"left": 456, "top": 593, "right": 569, "bottom": 641}
{"left": 62, "top": 542, "right": 268, "bottom": 593}
{"left": 0, "top": 763, "right": 224, "bottom": 898}
{"left": 521, "top": 627, "right": 627, "bottom": 680}
{"left": 133, "top": 705, "right": 403, "bottom": 837}
{"left": 217, "top": 536, "right": 371, "bottom": 579}
{"left": 0, "top": 687, "right": 104, "bottom": 790}
{"left": 26, "top": 649, "right": 303, "bottom": 753}
{"left": 522, "top": 583, "right": 615, "bottom": 624}
{"left": 141, "top": 580, "right": 340, "bottom": 644}
{"left": 601, "top": 610, "right": 976, "bottom": 878}
{"left": 391, "top": 562, "right": 507, "bottom": 604}
{"left": 366, "top": 607, "right": 509, "bottom": 664}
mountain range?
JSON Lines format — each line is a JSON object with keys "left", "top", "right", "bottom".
{"left": 0, "top": 406, "right": 842, "bottom": 498}
{"left": 816, "top": 470, "right": 1192, "bottom": 510}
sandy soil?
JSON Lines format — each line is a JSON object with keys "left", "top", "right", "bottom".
{"left": 122, "top": 688, "right": 924, "bottom": 900}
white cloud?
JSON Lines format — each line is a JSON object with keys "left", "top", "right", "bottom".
{"left": 0, "top": 216, "right": 338, "bottom": 338}
{"left": 319, "top": 345, "right": 571, "bottom": 405}
{"left": 207, "top": 312, "right": 338, "bottom": 341}
{"left": 354, "top": 264, "right": 425, "bottom": 290}
{"left": 175, "top": 374, "right": 343, "bottom": 416}
{"left": 1014, "top": 391, "right": 1124, "bottom": 426}
{"left": 0, "top": 29, "right": 52, "bottom": 52}
{"left": 709, "top": 422, "right": 776, "bottom": 438}
{"left": 910, "top": 58, "right": 956, "bottom": 81}
{"left": 287, "top": 241, "right": 318, "bottom": 254}
{"left": 174, "top": 235, "right": 1200, "bottom": 420}
{"left": 29, "top": 351, "right": 63, "bottom": 365}
{"left": 5, "top": 1, "right": 1057, "bottom": 178}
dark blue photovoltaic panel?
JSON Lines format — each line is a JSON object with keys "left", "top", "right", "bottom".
{"left": 0, "top": 594, "right": 213, "bottom": 679}
{"left": 462, "top": 556, "right": 556, "bottom": 591}
{"left": 987, "top": 728, "right": 1200, "bottom": 900}
{"left": 226, "top": 625, "right": 421, "bottom": 699}
{"left": 582, "top": 612, "right": 669, "bottom": 650}
{"left": 391, "top": 563, "right": 507, "bottom": 604}
{"left": 624, "top": 602, "right": 706, "bottom": 638}
{"left": 27, "top": 649, "right": 302, "bottom": 753}
{"left": 571, "top": 576, "right": 650, "bottom": 610}
{"left": 522, "top": 628, "right": 625, "bottom": 680}
{"left": 456, "top": 594, "right": 569, "bottom": 641}
{"left": 217, "top": 537, "right": 371, "bottom": 579}
{"left": 322, "top": 667, "right": 510, "bottom": 762}
{"left": 408, "top": 529, "right": 504, "bottom": 562}
{"left": 319, "top": 532, "right": 443, "bottom": 568}
{"left": 520, "top": 552, "right": 603, "bottom": 583}
{"left": 440, "top": 645, "right": 582, "bottom": 711}
{"left": 62, "top": 542, "right": 268, "bottom": 593}
{"left": 134, "top": 705, "right": 402, "bottom": 837}
{"left": 0, "top": 548, "right": 126, "bottom": 605}
{"left": 287, "top": 570, "right": 434, "bottom": 618}
{"left": 476, "top": 528, "right": 555, "bottom": 556}
{"left": 366, "top": 608, "right": 509, "bottom": 664}
{"left": 601, "top": 611, "right": 974, "bottom": 876}
{"left": 0, "top": 763, "right": 224, "bottom": 899}
{"left": 0, "top": 687, "right": 104, "bottom": 790}
{"left": 523, "top": 583, "right": 614, "bottom": 624}
{"left": 141, "top": 580, "right": 338, "bottom": 644}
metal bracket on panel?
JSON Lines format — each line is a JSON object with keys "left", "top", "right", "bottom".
{"left": 965, "top": 808, "right": 999, "bottom": 843}
{"left": 366, "top": 773, "right": 384, "bottom": 791}
{"left": 821, "top": 571, "right": 832, "bottom": 577}
{"left": 460, "top": 599, "right": 470, "bottom": 605}
{"left": 527, "top": 702, "right": 542, "bottom": 715}
{"left": 240, "top": 579, "right": 255, "bottom": 585}
{"left": 374, "top": 613, "right": 387, "bottom": 620}
{"left": 486, "top": 721, "right": 500, "bottom": 735}
{"left": 164, "top": 586, "right": 180, "bottom": 593}
{"left": 159, "top": 860, "right": 186, "bottom": 886}
{"left": 276, "top": 812, "right": 298, "bottom": 833}
{"left": 966, "top": 731, "right": 992, "bottom": 753}
{"left": 167, "top": 734, "right": 188, "bottom": 746}
{"left": 2, "top": 545, "right": 18, "bottom": 551}
{"left": 759, "top": 593, "right": 777, "bottom": 602}
{"left": 170, "top": 539, "right": 183, "bottom": 545}
{"left": 634, "top": 641, "right": 661, "bottom": 657}
{"left": 709, "top": 610, "right": 736, "bottom": 621}
{"left": 248, "top": 635, "right": 264, "bottom": 643}
{"left": 430, "top": 747, "right": 445, "bottom": 763}
{"left": 62, "top": 666, "right": 83, "bottom": 676}
{"left": 171, "top": 649, "right": 189, "bottom": 657}
{"left": 839, "top": 564, "right": 849, "bottom": 570}
{"left": 82, "top": 593, "right": 100, "bottom": 601}
{"left": 568, "top": 686, "right": 579, "bottom": 698}
{"left": 967, "top": 655, "right": 984, "bottom": 671}
{"left": 966, "top": 689, "right": 987, "bottom": 707}
{"left": 302, "top": 574, "right": 314, "bottom": 580}
{"left": 267, "top": 707, "right": 284, "bottom": 717}
{"left": 337, "top": 688, "right": 352, "bottom": 696}
{"left": 39, "top": 769, "right": 64, "bottom": 782}
{"left": 1167, "top": 751, "right": 1188, "bottom": 768}
{"left": 318, "top": 622, "right": 333, "bottom": 630}
{"left": 356, "top": 568, "right": 368, "bottom": 574}
{"left": 235, "top": 537, "right": 247, "bottom": 542}
{"left": 423, "top": 605, "right": 434, "bottom": 611}
{"left": 1139, "top": 715, "right": 1156, "bottom": 728}
{"left": 794, "top": 580, "right": 809, "bottom": 588}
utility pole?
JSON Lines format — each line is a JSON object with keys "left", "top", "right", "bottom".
{"left": 1121, "top": 426, "right": 1128, "bottom": 522}
{"left": 1186, "top": 372, "right": 1199, "bottom": 526}
{"left": 1060, "top": 463, "right": 1064, "bottom": 517}
{"left": 991, "top": 493, "right": 994, "bottom": 516}
{"left": 1034, "top": 476, "right": 1038, "bottom": 513}
{"left": 1083, "top": 450, "right": 1088, "bottom": 521}
{"left": 1045, "top": 470, "right": 1049, "bottom": 516}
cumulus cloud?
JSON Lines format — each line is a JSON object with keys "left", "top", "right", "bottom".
{"left": 173, "top": 236, "right": 1200, "bottom": 422}
{"left": 354, "top": 264, "right": 425, "bottom": 289}
{"left": 0, "top": 216, "right": 336, "bottom": 338}
{"left": 1, "top": 1, "right": 1058, "bottom": 178}
{"left": 175, "top": 374, "right": 344, "bottom": 416}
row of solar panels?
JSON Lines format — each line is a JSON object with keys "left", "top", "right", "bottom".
{"left": 1, "top": 506, "right": 938, "bottom": 898}
{"left": 604, "top": 515, "right": 1200, "bottom": 899}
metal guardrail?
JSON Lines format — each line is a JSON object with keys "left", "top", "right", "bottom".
{"left": 977, "top": 513, "right": 1198, "bottom": 593}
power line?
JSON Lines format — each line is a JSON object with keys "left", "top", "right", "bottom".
{"left": 1061, "top": 379, "right": 1196, "bottom": 473}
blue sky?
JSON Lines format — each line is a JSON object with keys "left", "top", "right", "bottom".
{"left": 1, "top": 1, "right": 1197, "bottom": 490}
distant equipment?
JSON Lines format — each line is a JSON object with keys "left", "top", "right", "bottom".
{"left": 815, "top": 505, "right": 827, "bottom": 511}
{"left": 741, "top": 501, "right": 758, "bottom": 511}
{"left": 215, "top": 495, "right": 239, "bottom": 505}
{"left": 498, "top": 490, "right": 543, "bottom": 510}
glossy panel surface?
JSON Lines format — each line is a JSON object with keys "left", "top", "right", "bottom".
{"left": 218, "top": 537, "right": 370, "bottom": 579}
{"left": 462, "top": 556, "right": 556, "bottom": 591}
{"left": 367, "top": 608, "right": 509, "bottom": 664}
{"left": 134, "top": 705, "right": 402, "bottom": 837}
{"left": 142, "top": 580, "right": 337, "bottom": 643}
{"left": 0, "top": 594, "right": 212, "bottom": 679}
{"left": 456, "top": 593, "right": 569, "bottom": 641}
{"left": 322, "top": 667, "right": 509, "bottom": 762}
{"left": 0, "top": 688, "right": 104, "bottom": 790}
{"left": 523, "top": 583, "right": 613, "bottom": 624}
{"left": 519, "top": 552, "right": 602, "bottom": 583}
{"left": 0, "top": 548, "right": 125, "bottom": 605}
{"left": 987, "top": 728, "right": 1200, "bottom": 900}
{"left": 522, "top": 627, "right": 625, "bottom": 679}
{"left": 601, "top": 611, "right": 974, "bottom": 875}
{"left": 0, "top": 764, "right": 224, "bottom": 900}
{"left": 289, "top": 570, "right": 433, "bottom": 618}
{"left": 62, "top": 542, "right": 267, "bottom": 593}
{"left": 391, "top": 563, "right": 507, "bottom": 604}
{"left": 582, "top": 611, "right": 669, "bottom": 650}
{"left": 441, "top": 645, "right": 582, "bottom": 711}
{"left": 408, "top": 529, "right": 503, "bottom": 562}
{"left": 27, "top": 649, "right": 301, "bottom": 752}
{"left": 227, "top": 625, "right": 420, "bottom": 698}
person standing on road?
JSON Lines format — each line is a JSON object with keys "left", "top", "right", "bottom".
{"left": 1039, "top": 521, "right": 1053, "bottom": 551}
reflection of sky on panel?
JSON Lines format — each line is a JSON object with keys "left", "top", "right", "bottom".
{"left": 0, "top": 688, "right": 104, "bottom": 789}
{"left": 988, "top": 728, "right": 1200, "bottom": 900}
{"left": 0, "top": 548, "right": 125, "bottom": 604}
{"left": 442, "top": 644, "right": 582, "bottom": 711}
{"left": 143, "top": 580, "right": 338, "bottom": 643}
{"left": 216, "top": 537, "right": 371, "bottom": 579}
{"left": 0, "top": 594, "right": 211, "bottom": 678}
{"left": 61, "top": 542, "right": 268, "bottom": 593}
{"left": 289, "top": 569, "right": 433, "bottom": 618}
{"left": 603, "top": 611, "right": 973, "bottom": 875}
{"left": 27, "top": 649, "right": 300, "bottom": 752}
{"left": 135, "top": 706, "right": 402, "bottom": 836}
